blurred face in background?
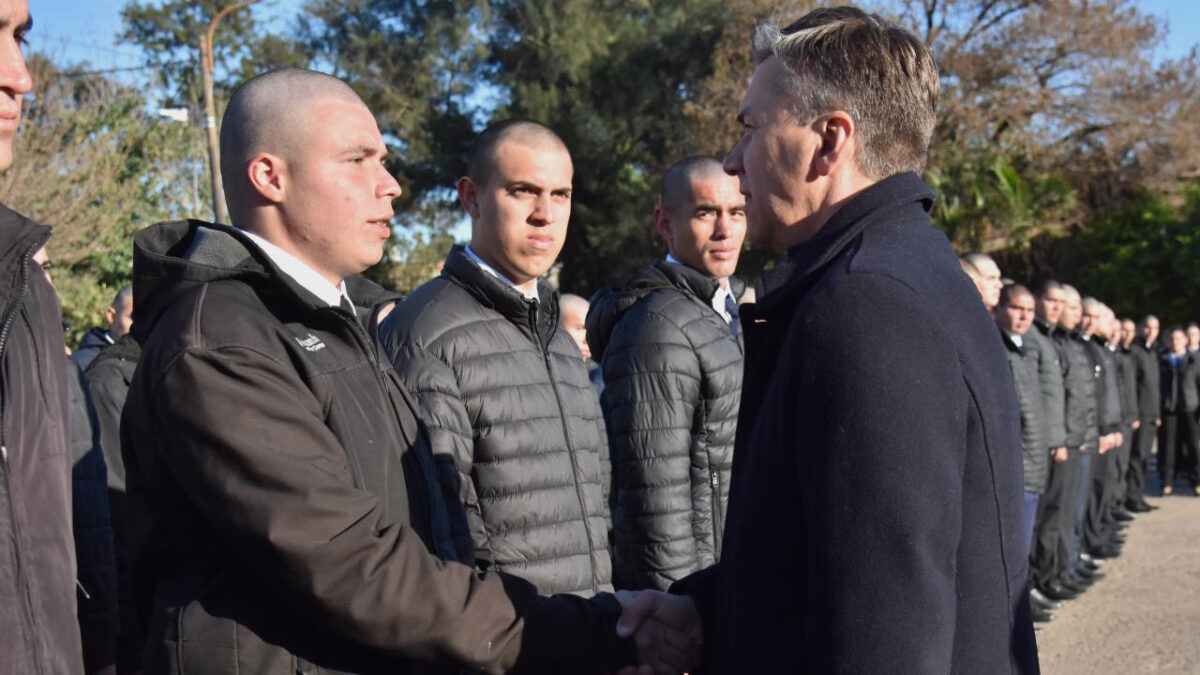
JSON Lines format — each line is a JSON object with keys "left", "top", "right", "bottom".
{"left": 1140, "top": 316, "right": 1160, "bottom": 345}
{"left": 995, "top": 290, "right": 1035, "bottom": 336}
{"left": 1170, "top": 329, "right": 1187, "bottom": 356}
{"left": 1037, "top": 286, "right": 1066, "bottom": 326}
{"left": 1060, "top": 291, "right": 1082, "bottom": 331}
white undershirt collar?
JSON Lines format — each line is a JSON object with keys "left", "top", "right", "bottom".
{"left": 236, "top": 227, "right": 354, "bottom": 314}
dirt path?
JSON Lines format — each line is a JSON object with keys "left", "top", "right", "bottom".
{"left": 1035, "top": 479, "right": 1200, "bottom": 674}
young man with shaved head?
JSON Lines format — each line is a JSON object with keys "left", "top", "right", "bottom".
{"left": 0, "top": 1, "right": 87, "bottom": 672}
{"left": 964, "top": 252, "right": 1003, "bottom": 311}
{"left": 380, "top": 119, "right": 616, "bottom": 600}
{"left": 586, "top": 156, "right": 746, "bottom": 591}
{"left": 121, "top": 72, "right": 686, "bottom": 674}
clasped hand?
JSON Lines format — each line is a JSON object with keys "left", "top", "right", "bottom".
{"left": 613, "top": 590, "right": 703, "bottom": 675}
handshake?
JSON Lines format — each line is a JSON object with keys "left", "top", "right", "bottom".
{"left": 614, "top": 590, "right": 704, "bottom": 675}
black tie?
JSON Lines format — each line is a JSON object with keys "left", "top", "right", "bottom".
{"left": 339, "top": 295, "right": 356, "bottom": 316}
{"left": 725, "top": 294, "right": 742, "bottom": 338}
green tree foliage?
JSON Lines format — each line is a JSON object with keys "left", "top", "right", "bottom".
{"left": 2, "top": 55, "right": 211, "bottom": 346}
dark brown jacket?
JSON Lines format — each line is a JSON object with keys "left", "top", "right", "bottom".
{"left": 0, "top": 204, "right": 84, "bottom": 674}
{"left": 123, "top": 221, "right": 632, "bottom": 674}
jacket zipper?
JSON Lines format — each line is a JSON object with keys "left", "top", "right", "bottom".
{"left": 532, "top": 303, "right": 601, "bottom": 592}
{"left": 0, "top": 233, "right": 51, "bottom": 675}
{"left": 335, "top": 307, "right": 436, "bottom": 546}
{"left": 710, "top": 469, "right": 723, "bottom": 559}
{"left": 0, "top": 235, "right": 44, "bottom": 455}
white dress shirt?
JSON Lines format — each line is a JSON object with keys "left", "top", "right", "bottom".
{"left": 236, "top": 228, "right": 355, "bottom": 315}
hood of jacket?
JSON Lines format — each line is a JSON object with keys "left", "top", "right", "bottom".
{"left": 131, "top": 220, "right": 402, "bottom": 343}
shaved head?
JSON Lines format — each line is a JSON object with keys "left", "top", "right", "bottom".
{"left": 220, "top": 68, "right": 366, "bottom": 221}
{"left": 661, "top": 156, "right": 728, "bottom": 214}
{"left": 466, "top": 119, "right": 570, "bottom": 188}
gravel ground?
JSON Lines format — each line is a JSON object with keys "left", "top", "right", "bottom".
{"left": 1035, "top": 472, "right": 1200, "bottom": 675}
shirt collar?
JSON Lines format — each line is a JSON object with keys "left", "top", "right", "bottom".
{"left": 1010, "top": 333, "right": 1023, "bottom": 348}
{"left": 465, "top": 245, "right": 538, "bottom": 301}
{"left": 236, "top": 227, "right": 354, "bottom": 314}
{"left": 665, "top": 253, "right": 733, "bottom": 323}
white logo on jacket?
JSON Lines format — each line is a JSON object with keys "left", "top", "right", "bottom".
{"left": 295, "top": 333, "right": 327, "bottom": 353}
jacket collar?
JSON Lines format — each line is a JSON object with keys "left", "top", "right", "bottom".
{"left": 442, "top": 245, "right": 559, "bottom": 344}
{"left": 654, "top": 259, "right": 722, "bottom": 303}
{"left": 999, "top": 326, "right": 1025, "bottom": 355}
{"left": 131, "top": 220, "right": 400, "bottom": 342}
{"left": 753, "top": 172, "right": 935, "bottom": 314}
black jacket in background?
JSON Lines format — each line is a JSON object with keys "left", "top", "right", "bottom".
{"left": 123, "top": 221, "right": 633, "bottom": 675}
{"left": 1086, "top": 337, "right": 1123, "bottom": 435}
{"left": 70, "top": 326, "right": 112, "bottom": 372}
{"left": 671, "top": 174, "right": 1038, "bottom": 674}
{"left": 380, "top": 246, "right": 612, "bottom": 597}
{"left": 84, "top": 333, "right": 143, "bottom": 673}
{"left": 1003, "top": 331, "right": 1050, "bottom": 494}
{"left": 1160, "top": 351, "right": 1200, "bottom": 413}
{"left": 1116, "top": 346, "right": 1140, "bottom": 426}
{"left": 1133, "top": 341, "right": 1162, "bottom": 421}
{"left": 0, "top": 204, "right": 84, "bottom": 673}
{"left": 587, "top": 260, "right": 743, "bottom": 590}
{"left": 1026, "top": 320, "right": 1068, "bottom": 451}
{"left": 1061, "top": 330, "right": 1099, "bottom": 451}
{"left": 67, "top": 360, "right": 120, "bottom": 673}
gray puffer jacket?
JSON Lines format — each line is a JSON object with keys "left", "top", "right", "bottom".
{"left": 1000, "top": 330, "right": 1049, "bottom": 494}
{"left": 380, "top": 246, "right": 612, "bottom": 597}
{"left": 1060, "top": 330, "right": 1099, "bottom": 451}
{"left": 587, "top": 260, "right": 743, "bottom": 590}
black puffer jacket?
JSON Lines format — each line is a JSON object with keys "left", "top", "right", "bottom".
{"left": 380, "top": 245, "right": 612, "bottom": 597}
{"left": 1133, "top": 341, "right": 1161, "bottom": 421}
{"left": 1086, "top": 337, "right": 1123, "bottom": 435}
{"left": 67, "top": 360, "right": 119, "bottom": 674}
{"left": 586, "top": 260, "right": 743, "bottom": 590}
{"left": 1060, "top": 330, "right": 1099, "bottom": 451}
{"left": 1117, "top": 346, "right": 1139, "bottom": 426}
{"left": 1027, "top": 319, "right": 1067, "bottom": 450}
{"left": 1001, "top": 330, "right": 1049, "bottom": 494}
{"left": 0, "top": 205, "right": 83, "bottom": 674}
{"left": 84, "top": 334, "right": 143, "bottom": 673}
{"left": 124, "top": 222, "right": 632, "bottom": 674}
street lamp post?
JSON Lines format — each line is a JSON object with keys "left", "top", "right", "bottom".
{"left": 199, "top": 0, "right": 260, "bottom": 224}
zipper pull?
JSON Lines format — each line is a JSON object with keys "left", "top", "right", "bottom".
{"left": 710, "top": 471, "right": 719, "bottom": 489}
{"left": 76, "top": 579, "right": 91, "bottom": 600}
{"left": 1, "top": 444, "right": 6, "bottom": 463}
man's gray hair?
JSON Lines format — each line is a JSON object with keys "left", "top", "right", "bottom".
{"left": 752, "top": 6, "right": 939, "bottom": 179}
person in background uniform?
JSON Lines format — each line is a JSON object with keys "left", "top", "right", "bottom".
{"left": 993, "top": 284, "right": 1055, "bottom": 624}
{"left": 1079, "top": 299, "right": 1124, "bottom": 561}
{"left": 1127, "top": 315, "right": 1162, "bottom": 512}
{"left": 964, "top": 252, "right": 1002, "bottom": 312}
{"left": 586, "top": 156, "right": 746, "bottom": 591}
{"left": 70, "top": 285, "right": 133, "bottom": 371}
{"left": 1158, "top": 326, "right": 1200, "bottom": 497}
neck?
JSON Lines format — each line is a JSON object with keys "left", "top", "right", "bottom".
{"left": 775, "top": 171, "right": 875, "bottom": 252}
{"left": 239, "top": 220, "right": 343, "bottom": 287}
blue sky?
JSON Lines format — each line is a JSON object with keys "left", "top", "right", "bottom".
{"left": 30, "top": 0, "right": 1200, "bottom": 71}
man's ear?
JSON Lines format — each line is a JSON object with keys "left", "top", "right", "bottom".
{"left": 247, "top": 153, "right": 286, "bottom": 204}
{"left": 104, "top": 306, "right": 116, "bottom": 327}
{"left": 457, "top": 176, "right": 481, "bottom": 219}
{"left": 812, "top": 111, "right": 855, "bottom": 177}
{"left": 653, "top": 203, "right": 674, "bottom": 245}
